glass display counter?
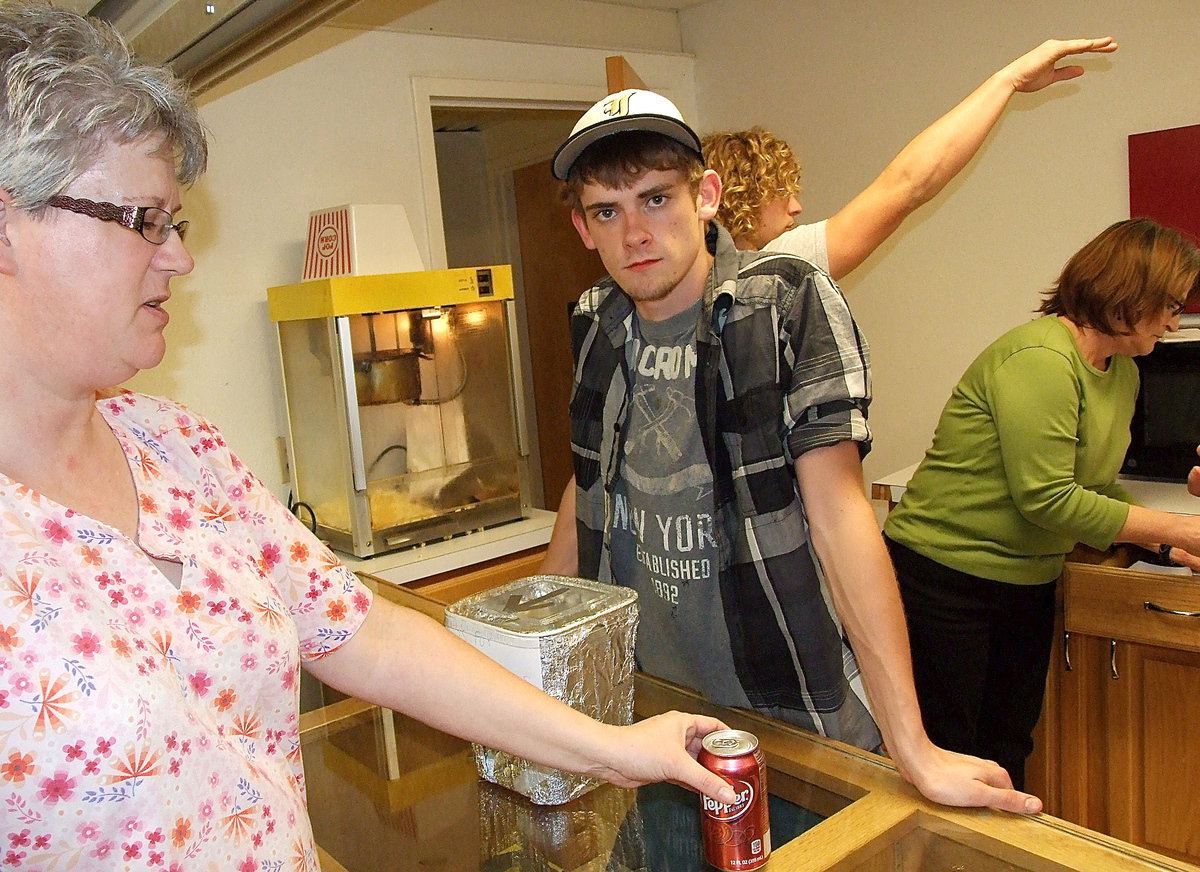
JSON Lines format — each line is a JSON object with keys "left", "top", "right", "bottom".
{"left": 297, "top": 580, "right": 1200, "bottom": 872}
{"left": 300, "top": 703, "right": 835, "bottom": 872}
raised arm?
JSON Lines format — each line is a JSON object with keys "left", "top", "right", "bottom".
{"left": 305, "top": 596, "right": 736, "bottom": 802}
{"left": 823, "top": 37, "right": 1117, "bottom": 280}
{"left": 794, "top": 441, "right": 1041, "bottom": 814}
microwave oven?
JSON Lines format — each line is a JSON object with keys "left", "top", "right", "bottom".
{"left": 1121, "top": 335, "right": 1200, "bottom": 482}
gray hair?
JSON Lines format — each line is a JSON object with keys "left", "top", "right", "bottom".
{"left": 0, "top": 1, "right": 208, "bottom": 209}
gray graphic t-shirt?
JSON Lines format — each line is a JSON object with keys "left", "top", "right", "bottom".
{"left": 610, "top": 301, "right": 752, "bottom": 708}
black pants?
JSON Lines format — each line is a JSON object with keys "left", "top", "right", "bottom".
{"left": 884, "top": 536, "right": 1056, "bottom": 791}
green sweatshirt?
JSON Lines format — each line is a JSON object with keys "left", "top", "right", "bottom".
{"left": 884, "top": 316, "right": 1136, "bottom": 584}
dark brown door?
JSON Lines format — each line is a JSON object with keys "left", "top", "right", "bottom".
{"left": 512, "top": 159, "right": 606, "bottom": 508}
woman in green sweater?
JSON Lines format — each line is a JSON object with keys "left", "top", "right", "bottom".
{"left": 883, "top": 218, "right": 1200, "bottom": 790}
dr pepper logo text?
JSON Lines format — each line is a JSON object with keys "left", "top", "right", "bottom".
{"left": 702, "top": 781, "right": 755, "bottom": 822}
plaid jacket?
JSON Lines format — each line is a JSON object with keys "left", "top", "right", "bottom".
{"left": 569, "top": 223, "right": 873, "bottom": 723}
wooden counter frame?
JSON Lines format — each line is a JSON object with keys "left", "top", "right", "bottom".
{"left": 301, "top": 573, "right": 1199, "bottom": 872}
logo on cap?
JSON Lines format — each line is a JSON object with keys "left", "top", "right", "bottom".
{"left": 601, "top": 92, "right": 632, "bottom": 119}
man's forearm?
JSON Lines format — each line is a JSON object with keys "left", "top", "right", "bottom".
{"left": 793, "top": 444, "right": 931, "bottom": 765}
{"left": 806, "top": 486, "right": 931, "bottom": 765}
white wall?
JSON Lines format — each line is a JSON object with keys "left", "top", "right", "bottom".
{"left": 127, "top": 24, "right": 697, "bottom": 499}
{"left": 681, "top": 0, "right": 1200, "bottom": 484}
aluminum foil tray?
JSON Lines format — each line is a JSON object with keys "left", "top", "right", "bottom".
{"left": 445, "top": 575, "right": 638, "bottom": 805}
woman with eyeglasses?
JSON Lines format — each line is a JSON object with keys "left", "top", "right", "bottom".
{"left": 881, "top": 217, "right": 1200, "bottom": 792}
{"left": 0, "top": 5, "right": 736, "bottom": 868}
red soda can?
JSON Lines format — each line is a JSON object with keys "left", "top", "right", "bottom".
{"left": 698, "top": 729, "right": 771, "bottom": 870}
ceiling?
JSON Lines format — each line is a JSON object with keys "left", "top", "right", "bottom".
{"left": 63, "top": 0, "right": 363, "bottom": 89}
{"left": 67, "top": 0, "right": 709, "bottom": 92}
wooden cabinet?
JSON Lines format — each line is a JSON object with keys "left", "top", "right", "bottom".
{"left": 1106, "top": 640, "right": 1200, "bottom": 862}
{"left": 1031, "top": 626, "right": 1113, "bottom": 832}
{"left": 1031, "top": 558, "right": 1200, "bottom": 866}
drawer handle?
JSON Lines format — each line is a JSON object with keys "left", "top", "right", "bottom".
{"left": 1063, "top": 631, "right": 1072, "bottom": 672}
{"left": 1144, "top": 600, "right": 1200, "bottom": 618}
{"left": 1110, "top": 638, "right": 1119, "bottom": 681}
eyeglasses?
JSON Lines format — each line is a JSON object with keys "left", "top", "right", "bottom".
{"left": 45, "top": 194, "right": 189, "bottom": 244}
{"left": 1167, "top": 296, "right": 1188, "bottom": 317}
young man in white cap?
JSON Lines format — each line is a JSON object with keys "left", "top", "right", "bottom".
{"left": 542, "top": 89, "right": 1041, "bottom": 814}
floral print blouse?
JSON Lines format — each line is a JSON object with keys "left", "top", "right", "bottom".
{"left": 0, "top": 392, "right": 372, "bottom": 870}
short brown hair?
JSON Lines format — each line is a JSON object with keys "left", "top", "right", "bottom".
{"left": 702, "top": 128, "right": 801, "bottom": 241}
{"left": 563, "top": 131, "right": 704, "bottom": 212}
{"left": 1037, "top": 219, "right": 1200, "bottom": 334}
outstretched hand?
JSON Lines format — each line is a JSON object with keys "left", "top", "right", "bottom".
{"left": 594, "top": 711, "right": 737, "bottom": 804}
{"left": 899, "top": 744, "right": 1043, "bottom": 814}
{"left": 1004, "top": 37, "right": 1118, "bottom": 94}
{"left": 1188, "top": 446, "right": 1200, "bottom": 497}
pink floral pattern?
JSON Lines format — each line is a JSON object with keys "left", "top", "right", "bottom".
{"left": 0, "top": 392, "right": 372, "bottom": 870}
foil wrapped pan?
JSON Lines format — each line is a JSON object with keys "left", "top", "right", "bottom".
{"left": 445, "top": 575, "right": 638, "bottom": 805}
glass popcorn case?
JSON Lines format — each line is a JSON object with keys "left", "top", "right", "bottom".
{"left": 268, "top": 266, "right": 528, "bottom": 557}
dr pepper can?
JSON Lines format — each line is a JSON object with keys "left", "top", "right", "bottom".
{"left": 699, "top": 729, "right": 771, "bottom": 870}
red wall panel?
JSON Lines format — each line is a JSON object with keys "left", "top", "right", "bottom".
{"left": 1129, "top": 122, "right": 1200, "bottom": 311}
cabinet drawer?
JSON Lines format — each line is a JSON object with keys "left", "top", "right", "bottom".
{"left": 1063, "top": 562, "right": 1200, "bottom": 653}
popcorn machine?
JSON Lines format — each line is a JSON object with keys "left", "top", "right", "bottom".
{"left": 268, "top": 265, "right": 529, "bottom": 558}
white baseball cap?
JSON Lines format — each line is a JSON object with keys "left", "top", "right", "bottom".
{"left": 551, "top": 89, "right": 702, "bottom": 180}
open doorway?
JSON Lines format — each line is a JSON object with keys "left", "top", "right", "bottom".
{"left": 431, "top": 104, "right": 606, "bottom": 511}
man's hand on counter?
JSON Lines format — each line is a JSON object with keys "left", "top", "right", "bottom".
{"left": 897, "top": 741, "right": 1044, "bottom": 814}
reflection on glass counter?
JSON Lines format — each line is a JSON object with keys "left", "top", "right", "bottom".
{"left": 300, "top": 706, "right": 836, "bottom": 872}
